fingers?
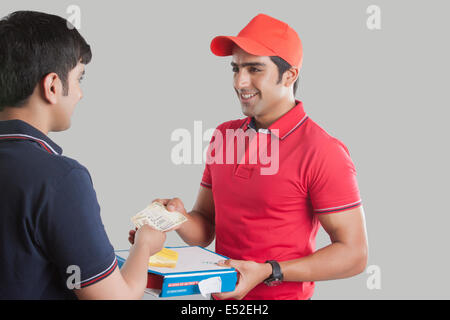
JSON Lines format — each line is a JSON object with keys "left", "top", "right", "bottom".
{"left": 214, "top": 259, "right": 261, "bottom": 300}
{"left": 128, "top": 229, "right": 136, "bottom": 245}
{"left": 217, "top": 259, "right": 240, "bottom": 270}
{"left": 166, "top": 197, "right": 184, "bottom": 212}
{"left": 217, "top": 260, "right": 230, "bottom": 268}
{"left": 214, "top": 290, "right": 241, "bottom": 300}
{"left": 152, "top": 198, "right": 186, "bottom": 214}
{"left": 214, "top": 259, "right": 242, "bottom": 299}
{"left": 213, "top": 276, "right": 244, "bottom": 300}
{"left": 152, "top": 198, "right": 170, "bottom": 206}
{"left": 134, "top": 224, "right": 167, "bottom": 251}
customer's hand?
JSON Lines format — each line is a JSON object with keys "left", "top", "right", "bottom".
{"left": 132, "top": 224, "right": 166, "bottom": 255}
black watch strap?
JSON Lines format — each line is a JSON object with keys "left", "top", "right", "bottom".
{"left": 264, "top": 260, "right": 283, "bottom": 285}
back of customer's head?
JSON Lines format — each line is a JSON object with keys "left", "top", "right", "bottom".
{"left": 0, "top": 10, "right": 92, "bottom": 111}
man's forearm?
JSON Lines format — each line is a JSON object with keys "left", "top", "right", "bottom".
{"left": 119, "top": 243, "right": 153, "bottom": 299}
{"left": 280, "top": 241, "right": 368, "bottom": 282}
{"left": 176, "top": 210, "right": 215, "bottom": 247}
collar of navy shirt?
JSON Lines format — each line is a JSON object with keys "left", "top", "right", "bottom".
{"left": 0, "top": 119, "right": 63, "bottom": 155}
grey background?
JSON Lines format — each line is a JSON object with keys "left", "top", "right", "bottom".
{"left": 2, "top": 0, "right": 449, "bottom": 299}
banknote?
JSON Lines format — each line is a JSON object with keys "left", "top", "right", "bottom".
{"left": 131, "top": 202, "right": 187, "bottom": 232}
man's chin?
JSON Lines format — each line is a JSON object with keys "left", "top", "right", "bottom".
{"left": 241, "top": 104, "right": 255, "bottom": 118}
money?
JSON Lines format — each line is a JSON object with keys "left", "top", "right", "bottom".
{"left": 131, "top": 202, "right": 187, "bottom": 232}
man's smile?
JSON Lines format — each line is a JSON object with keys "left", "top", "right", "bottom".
{"left": 238, "top": 90, "right": 260, "bottom": 103}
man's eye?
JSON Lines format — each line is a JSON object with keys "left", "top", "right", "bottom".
{"left": 78, "top": 76, "right": 84, "bottom": 83}
{"left": 232, "top": 67, "right": 239, "bottom": 73}
{"left": 250, "top": 67, "right": 261, "bottom": 72}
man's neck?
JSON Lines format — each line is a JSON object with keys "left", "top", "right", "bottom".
{"left": 253, "top": 97, "right": 297, "bottom": 130}
{"left": 0, "top": 107, "right": 50, "bottom": 135}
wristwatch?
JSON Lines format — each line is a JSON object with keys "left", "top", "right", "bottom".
{"left": 264, "top": 260, "right": 283, "bottom": 286}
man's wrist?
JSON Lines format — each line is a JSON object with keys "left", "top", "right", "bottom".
{"left": 133, "top": 237, "right": 155, "bottom": 256}
{"left": 263, "top": 260, "right": 284, "bottom": 286}
{"left": 175, "top": 213, "right": 191, "bottom": 237}
{"left": 261, "top": 262, "right": 273, "bottom": 281}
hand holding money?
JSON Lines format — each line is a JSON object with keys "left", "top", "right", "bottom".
{"left": 153, "top": 197, "right": 189, "bottom": 232}
{"left": 131, "top": 201, "right": 188, "bottom": 232}
{"left": 132, "top": 224, "right": 166, "bottom": 255}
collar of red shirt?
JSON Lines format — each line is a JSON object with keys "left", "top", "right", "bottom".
{"left": 242, "top": 100, "right": 309, "bottom": 140}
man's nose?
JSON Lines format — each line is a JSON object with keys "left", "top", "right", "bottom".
{"left": 234, "top": 70, "right": 250, "bottom": 90}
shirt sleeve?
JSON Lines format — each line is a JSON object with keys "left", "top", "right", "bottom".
{"left": 308, "top": 139, "right": 362, "bottom": 214}
{"left": 201, "top": 164, "right": 212, "bottom": 189}
{"left": 37, "top": 167, "right": 117, "bottom": 289}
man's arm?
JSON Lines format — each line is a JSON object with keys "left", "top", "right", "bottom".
{"left": 215, "top": 206, "right": 368, "bottom": 300}
{"left": 280, "top": 206, "right": 368, "bottom": 281}
{"left": 75, "top": 225, "right": 166, "bottom": 300}
{"left": 153, "top": 186, "right": 215, "bottom": 247}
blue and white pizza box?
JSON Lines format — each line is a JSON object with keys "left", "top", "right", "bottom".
{"left": 115, "top": 246, "right": 237, "bottom": 298}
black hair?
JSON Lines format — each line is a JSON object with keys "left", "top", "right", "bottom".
{"left": 0, "top": 11, "right": 92, "bottom": 111}
{"left": 269, "top": 56, "right": 299, "bottom": 96}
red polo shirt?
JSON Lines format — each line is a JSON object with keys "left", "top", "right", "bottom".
{"left": 201, "top": 100, "right": 362, "bottom": 300}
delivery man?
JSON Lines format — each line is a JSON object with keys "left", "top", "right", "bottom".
{"left": 133, "top": 13, "right": 368, "bottom": 300}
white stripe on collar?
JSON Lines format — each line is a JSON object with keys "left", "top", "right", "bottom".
{"left": 0, "top": 133, "right": 59, "bottom": 154}
{"left": 280, "top": 114, "right": 309, "bottom": 140}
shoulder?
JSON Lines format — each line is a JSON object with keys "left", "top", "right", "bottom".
{"left": 43, "top": 150, "right": 91, "bottom": 177}
{"left": 21, "top": 146, "right": 94, "bottom": 189}
{"left": 57, "top": 155, "right": 91, "bottom": 175}
{"left": 4, "top": 140, "right": 92, "bottom": 186}
{"left": 302, "top": 118, "right": 351, "bottom": 157}
{"left": 49, "top": 156, "right": 94, "bottom": 191}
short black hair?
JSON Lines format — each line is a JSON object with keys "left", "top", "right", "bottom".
{"left": 0, "top": 11, "right": 92, "bottom": 111}
{"left": 269, "top": 56, "right": 299, "bottom": 96}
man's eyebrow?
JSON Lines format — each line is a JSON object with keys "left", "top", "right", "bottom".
{"left": 231, "top": 62, "right": 266, "bottom": 68}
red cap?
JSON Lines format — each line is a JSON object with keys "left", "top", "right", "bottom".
{"left": 210, "top": 14, "right": 303, "bottom": 68}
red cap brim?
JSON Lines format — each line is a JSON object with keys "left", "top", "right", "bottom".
{"left": 210, "top": 35, "right": 276, "bottom": 57}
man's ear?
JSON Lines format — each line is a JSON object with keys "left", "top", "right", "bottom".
{"left": 283, "top": 67, "right": 299, "bottom": 88}
{"left": 41, "top": 72, "right": 62, "bottom": 105}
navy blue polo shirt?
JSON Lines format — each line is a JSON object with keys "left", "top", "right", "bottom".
{"left": 0, "top": 120, "right": 117, "bottom": 299}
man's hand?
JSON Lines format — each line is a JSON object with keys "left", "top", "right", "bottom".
{"left": 128, "top": 198, "right": 188, "bottom": 245}
{"left": 152, "top": 198, "right": 189, "bottom": 232}
{"left": 128, "top": 228, "right": 137, "bottom": 245}
{"left": 213, "top": 259, "right": 272, "bottom": 300}
{"left": 153, "top": 198, "right": 188, "bottom": 215}
{"left": 132, "top": 224, "right": 166, "bottom": 255}
{"left": 142, "top": 189, "right": 215, "bottom": 248}
{"left": 76, "top": 225, "right": 166, "bottom": 300}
